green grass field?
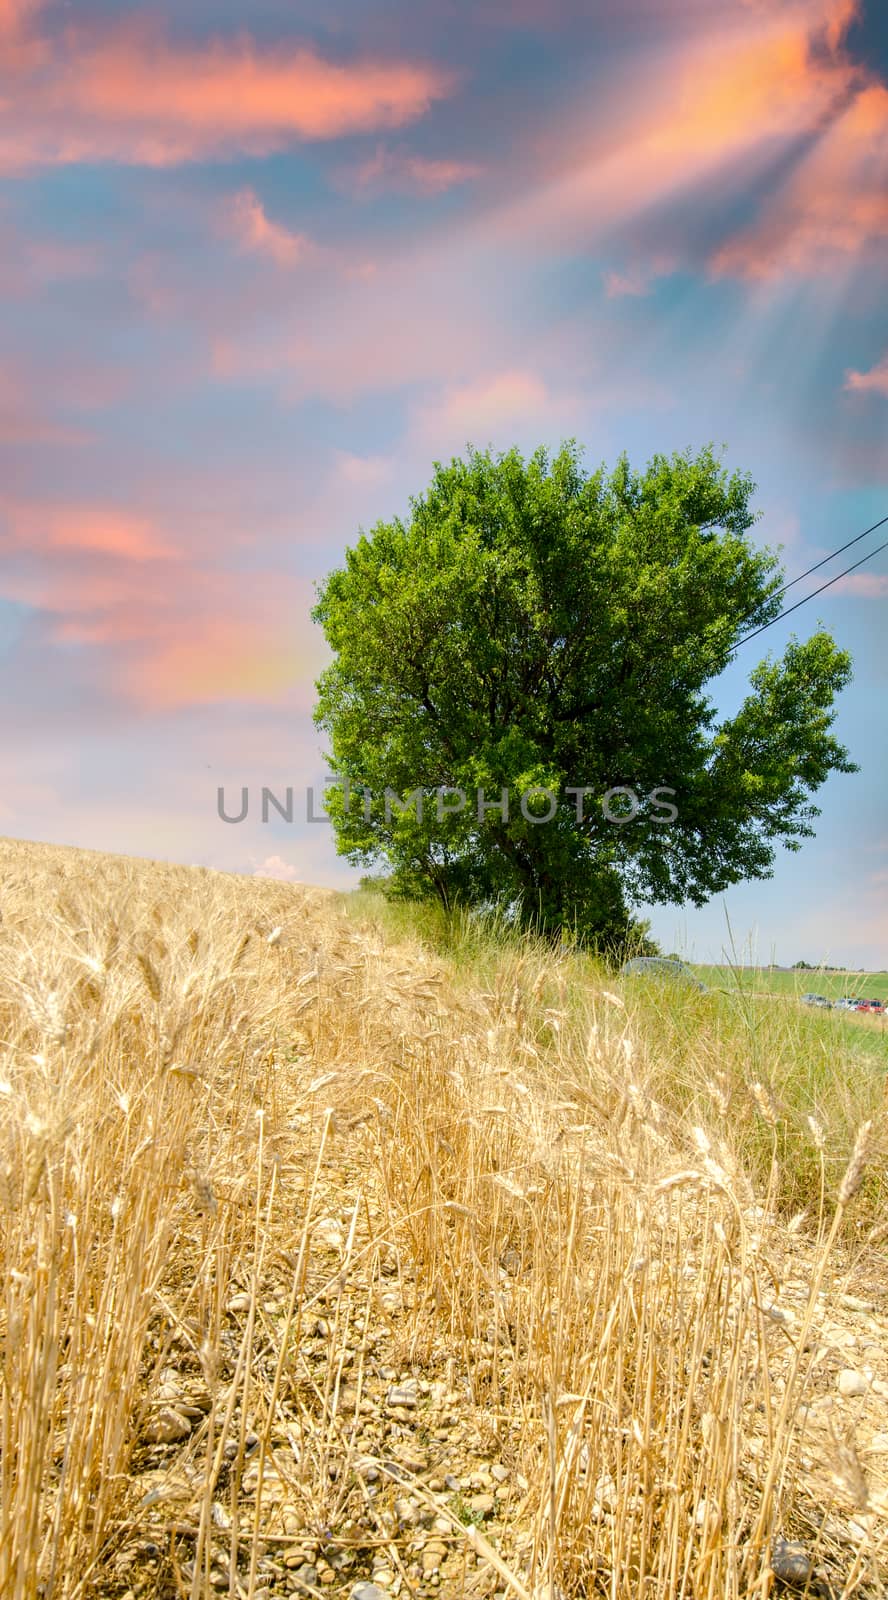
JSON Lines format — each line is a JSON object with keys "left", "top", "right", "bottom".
{"left": 693, "top": 964, "right": 888, "bottom": 1002}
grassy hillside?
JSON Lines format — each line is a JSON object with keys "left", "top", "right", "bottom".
{"left": 1, "top": 839, "right": 887, "bottom": 1600}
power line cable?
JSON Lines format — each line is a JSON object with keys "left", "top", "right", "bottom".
{"left": 732, "top": 528, "right": 888, "bottom": 652}
{"left": 760, "top": 509, "right": 888, "bottom": 613}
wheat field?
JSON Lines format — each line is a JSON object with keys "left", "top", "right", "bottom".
{"left": 1, "top": 836, "right": 886, "bottom": 1600}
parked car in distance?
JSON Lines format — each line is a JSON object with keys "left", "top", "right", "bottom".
{"left": 855, "top": 999, "right": 884, "bottom": 1013}
{"left": 833, "top": 997, "right": 861, "bottom": 1010}
{"left": 801, "top": 993, "right": 831, "bottom": 1007}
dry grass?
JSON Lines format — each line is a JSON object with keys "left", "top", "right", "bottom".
{"left": 0, "top": 837, "right": 886, "bottom": 1600}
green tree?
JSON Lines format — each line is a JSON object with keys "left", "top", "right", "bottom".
{"left": 312, "top": 443, "right": 856, "bottom": 950}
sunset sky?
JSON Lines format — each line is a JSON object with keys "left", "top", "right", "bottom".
{"left": 1, "top": 0, "right": 886, "bottom": 967}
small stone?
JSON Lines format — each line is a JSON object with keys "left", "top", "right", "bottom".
{"left": 594, "top": 1476, "right": 617, "bottom": 1512}
{"left": 371, "top": 1571, "right": 395, "bottom": 1589}
{"left": 770, "top": 1539, "right": 815, "bottom": 1587}
{"left": 837, "top": 1369, "right": 868, "bottom": 1397}
{"left": 144, "top": 1406, "right": 192, "bottom": 1443}
{"left": 387, "top": 1381, "right": 419, "bottom": 1410}
{"left": 351, "top": 1585, "right": 389, "bottom": 1600}
{"left": 443, "top": 1474, "right": 461, "bottom": 1492}
{"left": 490, "top": 1464, "right": 509, "bottom": 1483}
{"left": 469, "top": 1494, "right": 495, "bottom": 1516}
{"left": 848, "top": 1518, "right": 872, "bottom": 1542}
{"left": 314, "top": 1217, "right": 344, "bottom": 1250}
{"left": 694, "top": 1498, "right": 719, "bottom": 1534}
{"left": 227, "top": 1293, "right": 252, "bottom": 1313}
{"left": 291, "top": 1564, "right": 319, "bottom": 1593}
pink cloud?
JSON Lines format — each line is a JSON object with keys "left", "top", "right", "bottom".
{"left": 0, "top": 18, "right": 455, "bottom": 170}
{"left": 602, "top": 254, "right": 679, "bottom": 298}
{"left": 422, "top": 369, "right": 549, "bottom": 434}
{"left": 342, "top": 144, "right": 483, "bottom": 195}
{"left": 0, "top": 494, "right": 326, "bottom": 710}
{"left": 844, "top": 351, "right": 888, "bottom": 396}
{"left": 3, "top": 501, "right": 179, "bottom": 561}
{"left": 335, "top": 451, "right": 394, "bottom": 486}
{"left": 0, "top": 218, "right": 98, "bottom": 294}
{"left": 0, "top": 366, "right": 91, "bottom": 445}
{"left": 603, "top": 266, "right": 654, "bottom": 299}
{"left": 210, "top": 249, "right": 504, "bottom": 403}
{"left": 223, "top": 189, "right": 312, "bottom": 267}
{"left": 408, "top": 365, "right": 599, "bottom": 456}
{"left": 253, "top": 854, "right": 302, "bottom": 882}
{"left": 832, "top": 572, "right": 888, "bottom": 597}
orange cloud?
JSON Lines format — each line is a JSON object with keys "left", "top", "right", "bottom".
{"left": 481, "top": 0, "right": 872, "bottom": 286}
{"left": 710, "top": 81, "right": 888, "bottom": 279}
{"left": 844, "top": 352, "right": 888, "bottom": 395}
{"left": 0, "top": 21, "right": 454, "bottom": 170}
{"left": 224, "top": 189, "right": 311, "bottom": 267}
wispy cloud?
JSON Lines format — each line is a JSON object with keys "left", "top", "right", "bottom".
{"left": 340, "top": 143, "right": 482, "bottom": 195}
{"left": 223, "top": 189, "right": 312, "bottom": 267}
{"left": 602, "top": 255, "right": 678, "bottom": 298}
{"left": 844, "top": 350, "right": 888, "bottom": 395}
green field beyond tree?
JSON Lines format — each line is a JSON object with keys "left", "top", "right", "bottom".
{"left": 692, "top": 966, "right": 888, "bottom": 1002}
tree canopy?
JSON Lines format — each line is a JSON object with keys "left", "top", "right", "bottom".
{"left": 312, "top": 442, "right": 856, "bottom": 950}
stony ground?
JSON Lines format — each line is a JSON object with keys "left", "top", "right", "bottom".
{"left": 112, "top": 1106, "right": 888, "bottom": 1600}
